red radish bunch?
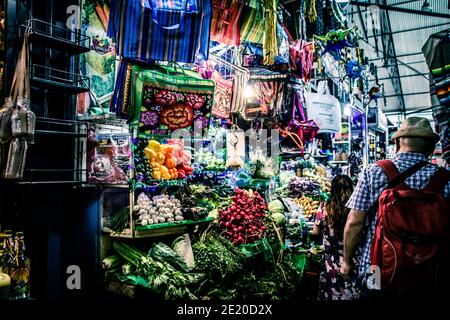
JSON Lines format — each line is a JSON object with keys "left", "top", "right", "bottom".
{"left": 218, "top": 189, "right": 268, "bottom": 245}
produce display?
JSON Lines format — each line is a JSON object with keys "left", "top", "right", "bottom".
{"left": 109, "top": 241, "right": 204, "bottom": 299}
{"left": 176, "top": 184, "right": 233, "bottom": 221}
{"left": 289, "top": 177, "right": 321, "bottom": 197}
{"left": 102, "top": 120, "right": 333, "bottom": 302}
{"left": 248, "top": 152, "right": 277, "bottom": 179}
{"left": 192, "top": 232, "right": 244, "bottom": 281}
{"left": 293, "top": 195, "right": 320, "bottom": 219}
{"left": 218, "top": 189, "right": 268, "bottom": 245}
{"left": 133, "top": 138, "right": 193, "bottom": 183}
{"left": 195, "top": 149, "right": 226, "bottom": 171}
{"left": 134, "top": 193, "right": 184, "bottom": 226}
{"left": 302, "top": 168, "right": 331, "bottom": 193}
{"left": 267, "top": 199, "right": 286, "bottom": 226}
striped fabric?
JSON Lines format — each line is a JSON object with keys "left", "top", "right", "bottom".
{"left": 108, "top": 0, "right": 211, "bottom": 63}
{"left": 240, "top": 0, "right": 264, "bottom": 45}
{"left": 230, "top": 68, "right": 250, "bottom": 114}
{"left": 210, "top": 0, "right": 244, "bottom": 46}
{"left": 263, "top": 0, "right": 278, "bottom": 65}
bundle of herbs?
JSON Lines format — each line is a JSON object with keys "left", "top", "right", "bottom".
{"left": 113, "top": 241, "right": 204, "bottom": 300}
{"left": 192, "top": 231, "right": 244, "bottom": 281}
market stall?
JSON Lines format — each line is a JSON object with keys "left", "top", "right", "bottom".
{"left": 1, "top": 0, "right": 447, "bottom": 303}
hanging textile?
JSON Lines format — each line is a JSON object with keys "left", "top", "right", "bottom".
{"left": 240, "top": 0, "right": 264, "bottom": 45}
{"left": 110, "top": 59, "right": 133, "bottom": 119}
{"left": 280, "top": 82, "right": 304, "bottom": 125}
{"left": 231, "top": 68, "right": 251, "bottom": 115}
{"left": 276, "top": 22, "right": 290, "bottom": 66}
{"left": 131, "top": 64, "right": 215, "bottom": 137}
{"left": 279, "top": 89, "right": 318, "bottom": 154}
{"left": 422, "top": 29, "right": 450, "bottom": 164}
{"left": 244, "top": 68, "right": 287, "bottom": 119}
{"left": 263, "top": 0, "right": 278, "bottom": 65}
{"left": 108, "top": 0, "right": 212, "bottom": 63}
{"left": 211, "top": 71, "right": 233, "bottom": 119}
{"left": 210, "top": 0, "right": 244, "bottom": 46}
{"left": 281, "top": 23, "right": 314, "bottom": 82}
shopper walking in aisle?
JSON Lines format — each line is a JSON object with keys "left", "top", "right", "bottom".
{"left": 341, "top": 117, "right": 450, "bottom": 301}
{"left": 312, "top": 175, "right": 361, "bottom": 300}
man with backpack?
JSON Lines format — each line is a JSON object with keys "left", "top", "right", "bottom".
{"left": 341, "top": 117, "right": 450, "bottom": 300}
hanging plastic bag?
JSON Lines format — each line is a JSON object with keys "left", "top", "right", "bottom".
{"left": 0, "top": 98, "right": 14, "bottom": 144}
{"left": 3, "top": 138, "right": 28, "bottom": 180}
{"left": 305, "top": 81, "right": 342, "bottom": 133}
{"left": 10, "top": 35, "right": 36, "bottom": 143}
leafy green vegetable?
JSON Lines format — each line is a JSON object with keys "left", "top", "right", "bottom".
{"left": 149, "top": 242, "right": 190, "bottom": 273}
{"left": 268, "top": 200, "right": 285, "bottom": 214}
{"left": 108, "top": 207, "right": 129, "bottom": 232}
{"left": 193, "top": 231, "right": 244, "bottom": 281}
{"left": 113, "top": 241, "right": 204, "bottom": 299}
{"left": 271, "top": 212, "right": 286, "bottom": 225}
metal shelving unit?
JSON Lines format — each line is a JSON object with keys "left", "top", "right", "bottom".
{"left": 30, "top": 64, "right": 89, "bottom": 93}
{"left": 20, "top": 117, "right": 88, "bottom": 184}
{"left": 19, "top": 19, "right": 90, "bottom": 54}
{"left": 9, "top": 17, "right": 92, "bottom": 185}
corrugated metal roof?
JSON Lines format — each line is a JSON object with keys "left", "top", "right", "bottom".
{"left": 345, "top": 0, "right": 450, "bottom": 120}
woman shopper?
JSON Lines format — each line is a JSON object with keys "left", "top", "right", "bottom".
{"left": 312, "top": 175, "right": 361, "bottom": 300}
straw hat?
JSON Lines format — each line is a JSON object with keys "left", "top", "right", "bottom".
{"left": 391, "top": 117, "right": 440, "bottom": 143}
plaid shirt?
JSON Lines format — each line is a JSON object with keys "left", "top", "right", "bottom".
{"left": 346, "top": 152, "right": 450, "bottom": 278}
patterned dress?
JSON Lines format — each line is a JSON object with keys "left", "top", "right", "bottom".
{"left": 317, "top": 219, "right": 361, "bottom": 300}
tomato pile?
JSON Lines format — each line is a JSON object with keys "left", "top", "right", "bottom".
{"left": 218, "top": 189, "right": 268, "bottom": 245}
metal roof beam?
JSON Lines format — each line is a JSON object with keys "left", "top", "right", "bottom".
{"left": 381, "top": 0, "right": 407, "bottom": 115}
{"left": 390, "top": 0, "right": 422, "bottom": 6}
{"left": 349, "top": 1, "right": 450, "bottom": 19}
{"left": 357, "top": 3, "right": 369, "bottom": 42}
{"left": 368, "top": 52, "right": 424, "bottom": 61}
{"left": 367, "top": 22, "right": 450, "bottom": 38}
{"left": 384, "top": 91, "right": 430, "bottom": 98}
{"left": 377, "top": 72, "right": 428, "bottom": 80}
{"left": 379, "top": 60, "right": 425, "bottom": 68}
{"left": 385, "top": 106, "right": 434, "bottom": 115}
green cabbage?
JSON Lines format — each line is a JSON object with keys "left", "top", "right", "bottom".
{"left": 271, "top": 212, "right": 286, "bottom": 225}
{"left": 268, "top": 200, "right": 284, "bottom": 214}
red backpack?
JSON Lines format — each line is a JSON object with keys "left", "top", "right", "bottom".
{"left": 371, "top": 160, "right": 450, "bottom": 290}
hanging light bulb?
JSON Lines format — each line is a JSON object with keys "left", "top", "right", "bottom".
{"left": 244, "top": 84, "right": 255, "bottom": 98}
